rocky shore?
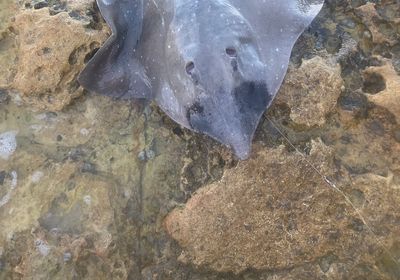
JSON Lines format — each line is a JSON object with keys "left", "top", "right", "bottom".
{"left": 0, "top": 0, "right": 399, "bottom": 279}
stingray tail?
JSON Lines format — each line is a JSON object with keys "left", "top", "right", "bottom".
{"left": 78, "top": 0, "right": 151, "bottom": 100}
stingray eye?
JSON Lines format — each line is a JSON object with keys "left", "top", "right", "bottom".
{"left": 185, "top": 61, "right": 199, "bottom": 85}
{"left": 185, "top": 61, "right": 195, "bottom": 75}
{"left": 225, "top": 47, "right": 237, "bottom": 57}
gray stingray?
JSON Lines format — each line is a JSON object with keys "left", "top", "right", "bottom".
{"left": 79, "top": 0, "right": 324, "bottom": 159}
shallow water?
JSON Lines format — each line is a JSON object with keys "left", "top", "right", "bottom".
{"left": 0, "top": 0, "right": 399, "bottom": 279}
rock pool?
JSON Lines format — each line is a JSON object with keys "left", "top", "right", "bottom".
{"left": 0, "top": 0, "right": 399, "bottom": 279}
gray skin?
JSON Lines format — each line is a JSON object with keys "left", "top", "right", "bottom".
{"left": 79, "top": 0, "right": 324, "bottom": 159}
{"left": 78, "top": 0, "right": 151, "bottom": 99}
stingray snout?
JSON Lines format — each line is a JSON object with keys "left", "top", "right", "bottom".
{"left": 187, "top": 81, "right": 271, "bottom": 160}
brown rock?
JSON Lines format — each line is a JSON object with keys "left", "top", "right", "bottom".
{"left": 65, "top": 0, "right": 97, "bottom": 11}
{"left": 364, "top": 60, "right": 400, "bottom": 122}
{"left": 0, "top": 160, "right": 126, "bottom": 278}
{"left": 165, "top": 140, "right": 354, "bottom": 274}
{"left": 0, "top": 1, "right": 18, "bottom": 88}
{"left": 0, "top": 35, "right": 17, "bottom": 89}
{"left": 11, "top": 8, "right": 108, "bottom": 111}
{"left": 277, "top": 56, "right": 343, "bottom": 127}
{"left": 355, "top": 3, "right": 398, "bottom": 46}
{"left": 0, "top": 1, "right": 16, "bottom": 34}
{"left": 165, "top": 137, "right": 400, "bottom": 275}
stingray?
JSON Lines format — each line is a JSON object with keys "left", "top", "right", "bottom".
{"left": 79, "top": 0, "right": 324, "bottom": 159}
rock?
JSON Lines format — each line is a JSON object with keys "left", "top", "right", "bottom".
{"left": 355, "top": 3, "right": 398, "bottom": 46}
{"left": 0, "top": 2, "right": 18, "bottom": 89}
{"left": 0, "top": 171, "right": 18, "bottom": 208}
{"left": 0, "top": 1, "right": 17, "bottom": 33}
{"left": 165, "top": 139, "right": 400, "bottom": 275}
{"left": 277, "top": 56, "right": 343, "bottom": 127}
{"left": 10, "top": 6, "right": 108, "bottom": 111}
{"left": 364, "top": 60, "right": 400, "bottom": 121}
{"left": 165, "top": 140, "right": 343, "bottom": 273}
{"left": 0, "top": 160, "right": 124, "bottom": 277}
{"left": 0, "top": 94, "right": 191, "bottom": 279}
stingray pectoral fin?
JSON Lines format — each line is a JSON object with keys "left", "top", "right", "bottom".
{"left": 231, "top": 0, "right": 324, "bottom": 93}
{"left": 78, "top": 40, "right": 151, "bottom": 99}
{"left": 78, "top": 0, "right": 151, "bottom": 99}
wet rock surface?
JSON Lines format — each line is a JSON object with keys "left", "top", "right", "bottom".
{"left": 165, "top": 140, "right": 400, "bottom": 276}
{"left": 2, "top": 0, "right": 108, "bottom": 111}
{"left": 277, "top": 56, "right": 344, "bottom": 127}
{"left": 364, "top": 60, "right": 400, "bottom": 121}
{"left": 0, "top": 0, "right": 400, "bottom": 279}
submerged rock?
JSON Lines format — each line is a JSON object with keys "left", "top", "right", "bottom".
{"left": 165, "top": 141, "right": 338, "bottom": 273}
{"left": 11, "top": 8, "right": 108, "bottom": 111}
{"left": 165, "top": 139, "right": 400, "bottom": 275}
{"left": 364, "top": 61, "right": 400, "bottom": 122}
{"left": 278, "top": 56, "right": 343, "bottom": 127}
{"left": 0, "top": 1, "right": 108, "bottom": 111}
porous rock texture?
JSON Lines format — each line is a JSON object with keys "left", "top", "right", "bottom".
{"left": 364, "top": 60, "right": 400, "bottom": 122}
{"left": 277, "top": 56, "right": 343, "bottom": 127}
{"left": 164, "top": 140, "right": 400, "bottom": 275}
{"left": 3, "top": 0, "right": 108, "bottom": 110}
{"left": 165, "top": 141, "right": 340, "bottom": 274}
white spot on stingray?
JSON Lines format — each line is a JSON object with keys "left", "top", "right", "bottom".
{"left": 0, "top": 131, "right": 17, "bottom": 160}
{"left": 101, "top": 0, "right": 116, "bottom": 6}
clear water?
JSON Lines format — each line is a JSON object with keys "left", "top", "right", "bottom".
{"left": 0, "top": 1, "right": 399, "bottom": 279}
